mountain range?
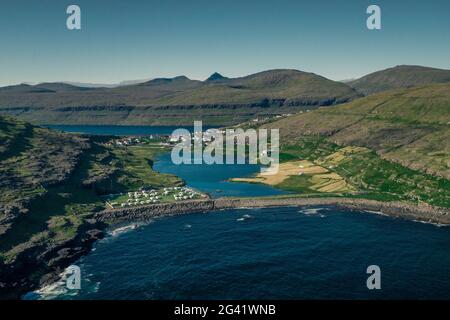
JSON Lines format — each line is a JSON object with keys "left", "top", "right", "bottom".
{"left": 0, "top": 65, "right": 449, "bottom": 125}
{"left": 0, "top": 69, "right": 358, "bottom": 125}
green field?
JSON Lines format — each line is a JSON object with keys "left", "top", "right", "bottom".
{"left": 265, "top": 83, "right": 450, "bottom": 180}
{"left": 275, "top": 137, "right": 450, "bottom": 207}
{"left": 109, "top": 145, "right": 182, "bottom": 191}
{"left": 0, "top": 120, "right": 183, "bottom": 262}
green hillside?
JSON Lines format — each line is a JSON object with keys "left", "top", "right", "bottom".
{"left": 349, "top": 65, "right": 450, "bottom": 95}
{"left": 265, "top": 83, "right": 450, "bottom": 180}
{"left": 156, "top": 69, "right": 359, "bottom": 106}
{"left": 0, "top": 115, "right": 183, "bottom": 298}
{"left": 0, "top": 69, "right": 360, "bottom": 126}
{"left": 0, "top": 115, "right": 181, "bottom": 241}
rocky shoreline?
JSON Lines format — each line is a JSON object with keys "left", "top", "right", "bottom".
{"left": 2, "top": 196, "right": 448, "bottom": 300}
{"left": 0, "top": 218, "right": 106, "bottom": 300}
{"left": 95, "top": 197, "right": 450, "bottom": 225}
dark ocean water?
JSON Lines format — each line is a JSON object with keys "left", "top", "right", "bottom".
{"left": 26, "top": 206, "right": 450, "bottom": 300}
{"left": 25, "top": 125, "right": 450, "bottom": 300}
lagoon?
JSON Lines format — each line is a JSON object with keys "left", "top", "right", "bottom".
{"left": 154, "top": 152, "right": 289, "bottom": 198}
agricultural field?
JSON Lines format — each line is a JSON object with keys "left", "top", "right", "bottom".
{"left": 230, "top": 135, "right": 449, "bottom": 207}
{"left": 231, "top": 160, "right": 355, "bottom": 194}
{"left": 274, "top": 137, "right": 450, "bottom": 207}
{"left": 265, "top": 83, "right": 450, "bottom": 180}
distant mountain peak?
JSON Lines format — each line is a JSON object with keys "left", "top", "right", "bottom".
{"left": 156, "top": 75, "right": 190, "bottom": 82}
{"left": 142, "top": 75, "right": 191, "bottom": 86}
{"left": 349, "top": 65, "right": 450, "bottom": 95}
{"left": 206, "top": 72, "right": 228, "bottom": 82}
{"left": 172, "top": 75, "right": 190, "bottom": 81}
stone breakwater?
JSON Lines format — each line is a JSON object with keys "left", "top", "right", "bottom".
{"left": 95, "top": 199, "right": 216, "bottom": 222}
{"left": 95, "top": 197, "right": 450, "bottom": 225}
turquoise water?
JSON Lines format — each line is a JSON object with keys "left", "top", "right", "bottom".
{"left": 153, "top": 153, "right": 289, "bottom": 198}
{"left": 47, "top": 125, "right": 288, "bottom": 197}
{"left": 26, "top": 125, "right": 450, "bottom": 300}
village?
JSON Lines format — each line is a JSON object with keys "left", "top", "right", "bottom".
{"left": 104, "top": 135, "right": 171, "bottom": 147}
{"left": 105, "top": 186, "right": 206, "bottom": 209}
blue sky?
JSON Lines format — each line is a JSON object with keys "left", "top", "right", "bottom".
{"left": 0, "top": 0, "right": 449, "bottom": 86}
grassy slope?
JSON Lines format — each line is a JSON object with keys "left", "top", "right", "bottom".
{"left": 0, "top": 70, "right": 359, "bottom": 126}
{"left": 348, "top": 65, "right": 450, "bottom": 95}
{"left": 0, "top": 117, "right": 181, "bottom": 262}
{"left": 265, "top": 83, "right": 450, "bottom": 180}
{"left": 0, "top": 116, "right": 89, "bottom": 234}
{"left": 152, "top": 70, "right": 359, "bottom": 105}
{"left": 255, "top": 83, "right": 450, "bottom": 207}
{"left": 276, "top": 137, "right": 449, "bottom": 207}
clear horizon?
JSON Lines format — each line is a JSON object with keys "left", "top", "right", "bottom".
{"left": 3, "top": 64, "right": 450, "bottom": 88}
{"left": 1, "top": 0, "right": 449, "bottom": 86}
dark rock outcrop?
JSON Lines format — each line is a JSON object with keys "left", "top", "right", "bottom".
{"left": 0, "top": 219, "right": 105, "bottom": 300}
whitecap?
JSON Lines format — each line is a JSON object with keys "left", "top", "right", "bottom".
{"left": 108, "top": 223, "right": 141, "bottom": 237}
{"left": 412, "top": 219, "right": 449, "bottom": 228}
{"left": 364, "top": 210, "right": 448, "bottom": 227}
{"left": 25, "top": 267, "right": 80, "bottom": 300}
{"left": 236, "top": 214, "right": 255, "bottom": 221}
{"left": 300, "top": 208, "right": 323, "bottom": 215}
{"left": 364, "top": 210, "right": 389, "bottom": 217}
{"left": 89, "top": 282, "right": 101, "bottom": 294}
